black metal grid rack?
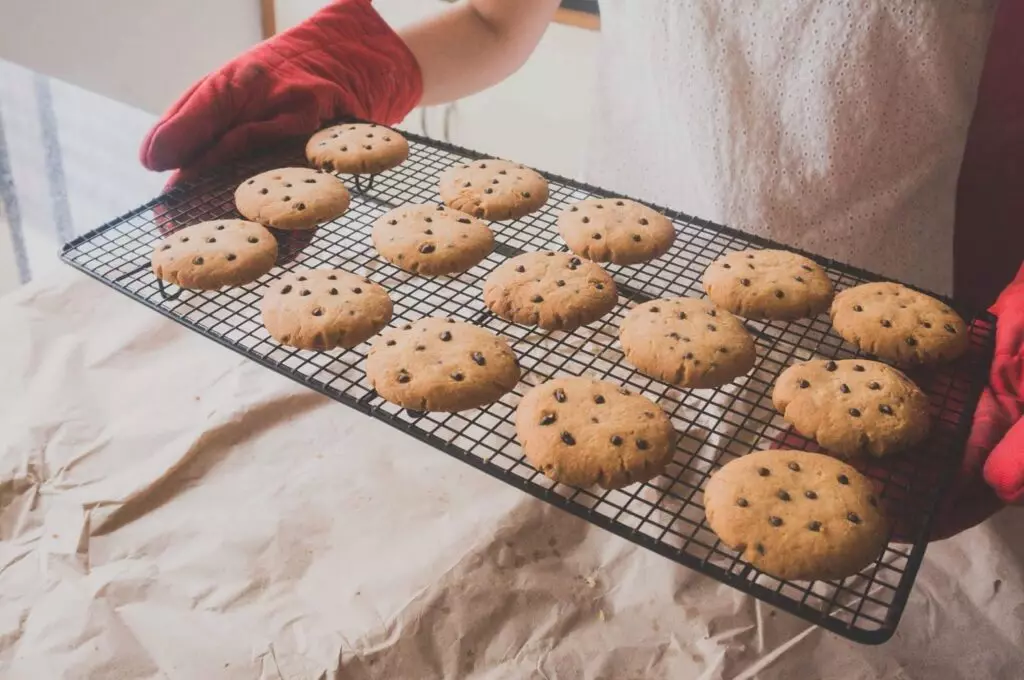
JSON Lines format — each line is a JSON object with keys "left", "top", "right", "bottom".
{"left": 60, "top": 131, "right": 994, "bottom": 645}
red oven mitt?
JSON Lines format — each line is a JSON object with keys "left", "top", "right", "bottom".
{"left": 928, "top": 262, "right": 1024, "bottom": 539}
{"left": 139, "top": 0, "right": 421, "bottom": 181}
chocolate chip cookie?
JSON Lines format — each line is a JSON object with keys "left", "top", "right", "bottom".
{"left": 516, "top": 376, "right": 676, "bottom": 488}
{"left": 619, "top": 298, "right": 757, "bottom": 389}
{"left": 482, "top": 251, "right": 618, "bottom": 331}
{"left": 773, "top": 359, "right": 931, "bottom": 457}
{"left": 557, "top": 198, "right": 675, "bottom": 265}
{"left": 372, "top": 204, "right": 494, "bottom": 276}
{"left": 151, "top": 220, "right": 277, "bottom": 290}
{"left": 704, "top": 449, "right": 889, "bottom": 581}
{"left": 306, "top": 123, "right": 409, "bottom": 174}
{"left": 261, "top": 270, "right": 392, "bottom": 350}
{"left": 438, "top": 159, "right": 548, "bottom": 220}
{"left": 235, "top": 168, "right": 350, "bottom": 230}
{"left": 703, "top": 249, "right": 834, "bottom": 320}
{"left": 830, "top": 282, "right": 969, "bottom": 365}
{"left": 366, "top": 318, "right": 520, "bottom": 412}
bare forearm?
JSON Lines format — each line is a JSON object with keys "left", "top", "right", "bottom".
{"left": 399, "top": 0, "right": 560, "bottom": 106}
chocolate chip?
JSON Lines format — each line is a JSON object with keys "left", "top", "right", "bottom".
{"left": 774, "top": 290, "right": 785, "bottom": 299}
{"left": 805, "top": 490, "right": 818, "bottom": 500}
{"left": 707, "top": 309, "right": 717, "bottom": 317}
{"left": 837, "top": 474, "right": 849, "bottom": 485}
{"left": 247, "top": 180, "right": 255, "bottom": 185}
{"left": 638, "top": 218, "right": 649, "bottom": 225}
{"left": 424, "top": 229, "right": 433, "bottom": 236}
{"left": 328, "top": 274, "right": 337, "bottom": 280}
{"left": 161, "top": 244, "right": 171, "bottom": 251}
{"left": 484, "top": 188, "right": 493, "bottom": 194}
{"left": 825, "top": 360, "right": 837, "bottom": 371}
{"left": 192, "top": 256, "right": 204, "bottom": 265}
{"left": 723, "top": 263, "right": 731, "bottom": 269}
{"left": 707, "top": 324, "right": 717, "bottom": 332}
{"left": 595, "top": 204, "right": 604, "bottom": 210}
{"left": 840, "top": 383, "right": 850, "bottom": 394}
{"left": 847, "top": 512, "right": 862, "bottom": 524}
{"left": 615, "top": 200, "right": 624, "bottom": 206}
{"left": 684, "top": 352, "right": 694, "bottom": 360}
{"left": 259, "top": 188, "right": 268, "bottom": 195}
{"left": 322, "top": 161, "right": 334, "bottom": 171}
{"left": 363, "top": 145, "right": 372, "bottom": 150}
{"left": 282, "top": 195, "right": 291, "bottom": 202}
{"left": 777, "top": 490, "right": 791, "bottom": 501}
{"left": 740, "top": 278, "right": 751, "bottom": 286}
{"left": 554, "top": 388, "right": 567, "bottom": 403}
{"left": 795, "top": 276, "right": 805, "bottom": 283}
{"left": 678, "top": 311, "right": 687, "bottom": 320}
{"left": 758, "top": 467, "right": 771, "bottom": 477}
{"left": 922, "top": 322, "right": 932, "bottom": 329}
{"left": 499, "top": 169, "right": 507, "bottom": 175}
{"left": 650, "top": 306, "right": 661, "bottom": 313}
{"left": 736, "top": 498, "right": 749, "bottom": 507}
{"left": 414, "top": 345, "right": 426, "bottom": 351}
{"left": 906, "top": 337, "right": 918, "bottom": 346}
{"left": 540, "top": 412, "right": 556, "bottom": 425}
{"left": 618, "top": 388, "right": 630, "bottom": 395}
{"left": 299, "top": 289, "right": 311, "bottom": 296}
{"left": 403, "top": 324, "right": 412, "bottom": 330}
{"left": 463, "top": 182, "right": 471, "bottom": 188}
{"left": 864, "top": 382, "right": 880, "bottom": 391}
{"left": 451, "top": 372, "right": 465, "bottom": 382}
{"left": 351, "top": 287, "right": 362, "bottom": 294}
{"left": 531, "top": 295, "right": 544, "bottom": 303}
{"left": 479, "top": 163, "right": 487, "bottom": 168}
{"left": 879, "top": 404, "right": 893, "bottom": 415}
{"left": 304, "top": 178, "right": 316, "bottom": 184}
{"left": 397, "top": 372, "right": 410, "bottom": 383}
{"left": 419, "top": 244, "right": 436, "bottom": 254}
{"left": 798, "top": 379, "right": 810, "bottom": 388}
{"left": 768, "top": 516, "right": 783, "bottom": 527}
{"left": 581, "top": 216, "right": 591, "bottom": 224}
{"left": 669, "top": 332, "right": 681, "bottom": 340}
{"left": 632, "top": 234, "right": 642, "bottom": 242}
{"left": 424, "top": 217, "right": 433, "bottom": 223}
{"left": 515, "top": 265, "right": 526, "bottom": 273}
{"left": 594, "top": 283, "right": 604, "bottom": 290}
{"left": 298, "top": 276, "right": 307, "bottom": 281}
{"left": 458, "top": 217, "right": 471, "bottom": 224}
{"left": 328, "top": 288, "right": 338, "bottom": 296}
{"left": 635, "top": 439, "right": 649, "bottom": 450}
{"left": 216, "top": 224, "right": 225, "bottom": 230}
{"left": 561, "top": 431, "right": 576, "bottom": 445}
{"left": 755, "top": 543, "right": 766, "bottom": 555}
{"left": 610, "top": 435, "right": 623, "bottom": 446}
{"left": 226, "top": 253, "right": 236, "bottom": 261}
{"left": 471, "top": 352, "right": 486, "bottom": 366}
{"left": 848, "top": 407, "right": 863, "bottom": 417}
{"left": 853, "top": 305, "right": 863, "bottom": 312}
{"left": 281, "top": 285, "right": 292, "bottom": 294}
{"left": 556, "top": 280, "right": 565, "bottom": 287}
{"left": 248, "top": 237, "right": 259, "bottom": 244}
{"left": 808, "top": 521, "right": 822, "bottom": 532}
{"left": 853, "top": 364, "right": 865, "bottom": 372}
{"left": 944, "top": 323, "right": 957, "bottom": 334}
{"left": 283, "top": 183, "right": 292, "bottom": 188}
{"left": 523, "top": 192, "right": 532, "bottom": 198}
{"left": 312, "top": 307, "right": 324, "bottom": 317}
{"left": 439, "top": 331, "right": 452, "bottom": 341}
{"left": 366, "top": 133, "right": 374, "bottom": 138}
{"left": 570, "top": 257, "right": 582, "bottom": 266}
{"left": 592, "top": 233, "right": 602, "bottom": 240}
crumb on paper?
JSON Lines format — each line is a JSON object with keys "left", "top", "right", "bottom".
{"left": 585, "top": 576, "right": 597, "bottom": 588}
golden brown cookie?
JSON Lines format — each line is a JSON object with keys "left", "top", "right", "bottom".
{"left": 372, "top": 204, "right": 494, "bottom": 276}
{"left": 260, "top": 270, "right": 392, "bottom": 350}
{"left": 703, "top": 249, "right": 834, "bottom": 320}
{"left": 438, "top": 159, "right": 548, "bottom": 220}
{"left": 305, "top": 123, "right": 409, "bottom": 174}
{"left": 151, "top": 220, "right": 277, "bottom": 290}
{"left": 830, "top": 282, "right": 969, "bottom": 365}
{"left": 515, "top": 376, "right": 676, "bottom": 489}
{"left": 556, "top": 198, "right": 675, "bottom": 265}
{"left": 482, "top": 251, "right": 618, "bottom": 331}
{"left": 366, "top": 318, "right": 520, "bottom": 412}
{"left": 235, "top": 168, "right": 350, "bottom": 230}
{"left": 619, "top": 298, "right": 756, "bottom": 389}
{"left": 772, "top": 359, "right": 931, "bottom": 457}
{"left": 704, "top": 450, "right": 889, "bottom": 581}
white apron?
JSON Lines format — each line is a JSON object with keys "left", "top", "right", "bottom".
{"left": 586, "top": 0, "right": 997, "bottom": 294}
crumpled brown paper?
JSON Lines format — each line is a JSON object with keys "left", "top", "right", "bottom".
{"left": 1, "top": 271, "right": 1022, "bottom": 679}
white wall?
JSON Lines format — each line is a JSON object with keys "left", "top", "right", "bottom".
{"left": 0, "top": 0, "right": 261, "bottom": 115}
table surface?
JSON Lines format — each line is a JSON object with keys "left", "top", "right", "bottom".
{"left": 1, "top": 58, "right": 1023, "bottom": 679}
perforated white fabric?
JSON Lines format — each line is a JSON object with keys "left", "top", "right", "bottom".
{"left": 586, "top": 0, "right": 997, "bottom": 294}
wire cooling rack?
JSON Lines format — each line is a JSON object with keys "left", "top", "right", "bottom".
{"left": 61, "top": 130, "right": 994, "bottom": 644}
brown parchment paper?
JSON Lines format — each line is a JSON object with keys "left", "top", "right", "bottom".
{"left": 1, "top": 271, "right": 1022, "bottom": 679}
